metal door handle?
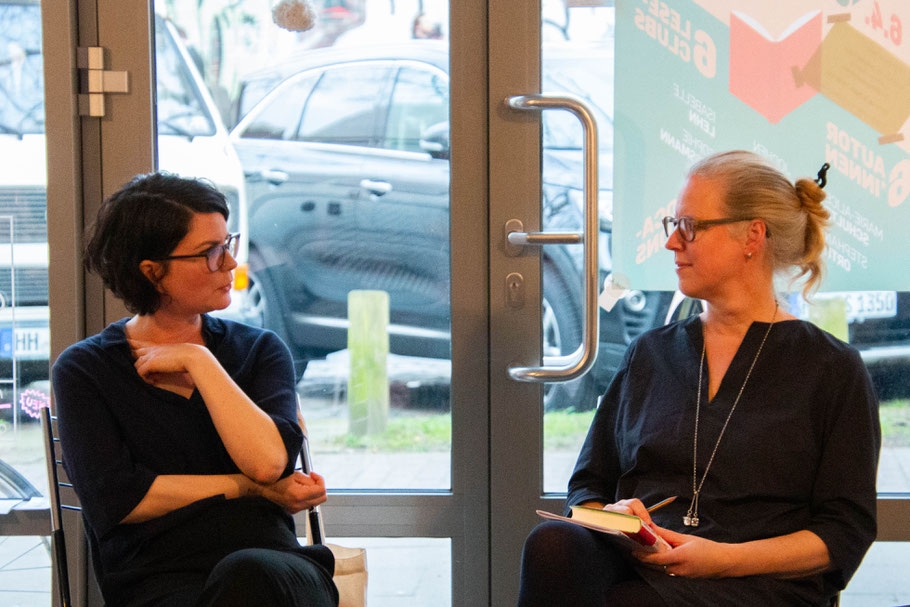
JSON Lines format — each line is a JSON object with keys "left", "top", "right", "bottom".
{"left": 504, "top": 94, "right": 599, "bottom": 383}
{"left": 360, "top": 179, "right": 392, "bottom": 196}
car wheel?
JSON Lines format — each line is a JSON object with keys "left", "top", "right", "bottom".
{"left": 246, "top": 250, "right": 306, "bottom": 380}
{"left": 542, "top": 259, "right": 597, "bottom": 412}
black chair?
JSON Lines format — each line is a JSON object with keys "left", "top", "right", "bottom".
{"left": 41, "top": 406, "right": 73, "bottom": 607}
{"left": 297, "top": 411, "right": 326, "bottom": 544}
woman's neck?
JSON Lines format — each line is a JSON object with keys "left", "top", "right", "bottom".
{"left": 126, "top": 310, "right": 204, "bottom": 344}
{"left": 702, "top": 292, "right": 780, "bottom": 337}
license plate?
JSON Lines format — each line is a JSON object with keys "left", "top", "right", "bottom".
{"left": 792, "top": 291, "right": 897, "bottom": 322}
{"left": 0, "top": 327, "right": 50, "bottom": 359}
{"left": 842, "top": 291, "right": 898, "bottom": 321}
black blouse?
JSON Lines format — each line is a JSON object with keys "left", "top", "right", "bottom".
{"left": 568, "top": 317, "right": 880, "bottom": 606}
{"left": 52, "top": 315, "right": 317, "bottom": 604}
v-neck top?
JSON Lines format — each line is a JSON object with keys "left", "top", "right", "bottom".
{"left": 568, "top": 316, "right": 880, "bottom": 606}
{"left": 51, "top": 315, "right": 308, "bottom": 603}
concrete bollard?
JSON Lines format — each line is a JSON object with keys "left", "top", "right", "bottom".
{"left": 809, "top": 296, "right": 849, "bottom": 342}
{"left": 347, "top": 290, "right": 389, "bottom": 436}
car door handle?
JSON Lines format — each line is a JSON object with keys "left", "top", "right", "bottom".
{"left": 504, "top": 93, "right": 599, "bottom": 383}
{"left": 360, "top": 179, "right": 392, "bottom": 196}
{"left": 245, "top": 169, "right": 289, "bottom": 186}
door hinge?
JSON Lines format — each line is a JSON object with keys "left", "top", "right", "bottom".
{"left": 77, "top": 47, "right": 129, "bottom": 117}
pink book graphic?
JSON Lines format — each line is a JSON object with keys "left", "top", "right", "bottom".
{"left": 729, "top": 10, "right": 822, "bottom": 124}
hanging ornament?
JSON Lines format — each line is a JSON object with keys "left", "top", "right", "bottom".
{"left": 272, "top": 0, "right": 317, "bottom": 32}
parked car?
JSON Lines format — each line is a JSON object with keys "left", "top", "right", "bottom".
{"left": 228, "top": 41, "right": 672, "bottom": 410}
{"left": 0, "top": 3, "right": 247, "bottom": 420}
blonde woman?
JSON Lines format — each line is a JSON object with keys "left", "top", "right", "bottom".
{"left": 519, "top": 151, "right": 880, "bottom": 606}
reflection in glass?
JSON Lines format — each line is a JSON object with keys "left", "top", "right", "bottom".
{"left": 0, "top": 4, "right": 50, "bottom": 599}
{"left": 384, "top": 67, "right": 448, "bottom": 153}
{"left": 0, "top": 4, "right": 44, "bottom": 136}
{"left": 238, "top": 73, "right": 320, "bottom": 140}
{"left": 0, "top": 0, "right": 51, "bottom": 493}
{"left": 156, "top": 2, "right": 453, "bottom": 492}
{"left": 298, "top": 64, "right": 392, "bottom": 145}
{"left": 156, "top": 18, "right": 215, "bottom": 138}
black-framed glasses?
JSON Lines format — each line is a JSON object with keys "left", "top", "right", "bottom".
{"left": 661, "top": 216, "right": 753, "bottom": 242}
{"left": 152, "top": 233, "right": 240, "bottom": 272}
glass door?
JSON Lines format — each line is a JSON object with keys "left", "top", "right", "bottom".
{"left": 488, "top": 3, "right": 646, "bottom": 604}
{"left": 489, "top": 1, "right": 910, "bottom": 605}
{"left": 76, "top": 0, "right": 489, "bottom": 605}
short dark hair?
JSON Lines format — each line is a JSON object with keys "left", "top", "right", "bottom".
{"left": 84, "top": 172, "right": 229, "bottom": 315}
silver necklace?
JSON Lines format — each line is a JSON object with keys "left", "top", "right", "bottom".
{"left": 683, "top": 303, "right": 778, "bottom": 527}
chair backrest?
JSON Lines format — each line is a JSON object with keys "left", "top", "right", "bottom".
{"left": 296, "top": 410, "right": 326, "bottom": 545}
{"left": 41, "top": 406, "right": 73, "bottom": 607}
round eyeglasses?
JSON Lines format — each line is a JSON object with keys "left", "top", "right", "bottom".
{"left": 662, "top": 216, "right": 755, "bottom": 242}
{"left": 152, "top": 233, "right": 240, "bottom": 272}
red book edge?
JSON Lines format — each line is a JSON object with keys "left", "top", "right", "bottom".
{"left": 625, "top": 523, "right": 658, "bottom": 546}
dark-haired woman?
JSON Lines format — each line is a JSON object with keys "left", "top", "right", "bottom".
{"left": 52, "top": 173, "right": 338, "bottom": 607}
{"left": 518, "top": 151, "right": 880, "bottom": 606}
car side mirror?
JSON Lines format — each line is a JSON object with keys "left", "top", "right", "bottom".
{"left": 419, "top": 121, "right": 450, "bottom": 160}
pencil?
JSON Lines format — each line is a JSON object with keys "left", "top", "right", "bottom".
{"left": 646, "top": 496, "right": 677, "bottom": 513}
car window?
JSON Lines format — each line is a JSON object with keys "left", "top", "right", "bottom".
{"left": 155, "top": 20, "right": 215, "bottom": 138}
{"left": 239, "top": 72, "right": 321, "bottom": 140}
{"left": 382, "top": 66, "right": 448, "bottom": 153}
{"left": 295, "top": 64, "right": 392, "bottom": 147}
{"left": 234, "top": 73, "right": 286, "bottom": 127}
{"left": 0, "top": 3, "right": 44, "bottom": 136}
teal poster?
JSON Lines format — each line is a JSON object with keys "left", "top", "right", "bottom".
{"left": 614, "top": 0, "right": 910, "bottom": 292}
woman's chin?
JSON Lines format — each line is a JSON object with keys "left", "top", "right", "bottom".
{"left": 675, "top": 279, "right": 702, "bottom": 300}
{"left": 210, "top": 293, "right": 232, "bottom": 312}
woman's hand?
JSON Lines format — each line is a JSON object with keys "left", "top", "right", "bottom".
{"left": 599, "top": 498, "right": 654, "bottom": 527}
{"left": 633, "top": 526, "right": 735, "bottom": 578}
{"left": 634, "top": 527, "right": 831, "bottom": 579}
{"left": 129, "top": 340, "right": 206, "bottom": 381}
{"left": 256, "top": 471, "right": 327, "bottom": 514}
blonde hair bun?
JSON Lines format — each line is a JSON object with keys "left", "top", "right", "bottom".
{"left": 687, "top": 151, "right": 831, "bottom": 296}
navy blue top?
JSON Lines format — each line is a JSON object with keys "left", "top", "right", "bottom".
{"left": 51, "top": 315, "right": 318, "bottom": 604}
{"left": 568, "top": 317, "right": 880, "bottom": 606}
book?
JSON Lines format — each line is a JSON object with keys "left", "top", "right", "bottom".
{"left": 536, "top": 506, "right": 672, "bottom": 553}
{"left": 728, "top": 10, "right": 822, "bottom": 124}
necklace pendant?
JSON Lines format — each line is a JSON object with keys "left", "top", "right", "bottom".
{"left": 683, "top": 515, "right": 699, "bottom": 527}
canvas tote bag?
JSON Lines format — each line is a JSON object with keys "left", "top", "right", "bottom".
{"left": 299, "top": 412, "right": 368, "bottom": 607}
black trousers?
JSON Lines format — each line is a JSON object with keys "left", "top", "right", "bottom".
{"left": 127, "top": 545, "right": 339, "bottom": 607}
{"left": 518, "top": 521, "right": 667, "bottom": 607}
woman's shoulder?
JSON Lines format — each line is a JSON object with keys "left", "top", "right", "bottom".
{"left": 55, "top": 318, "right": 130, "bottom": 365}
{"left": 53, "top": 318, "right": 133, "bottom": 388}
{"left": 203, "top": 315, "right": 290, "bottom": 354}
{"left": 614, "top": 315, "right": 699, "bottom": 371}
{"left": 773, "top": 318, "right": 863, "bottom": 363}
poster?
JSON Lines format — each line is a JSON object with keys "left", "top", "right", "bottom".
{"left": 614, "top": 0, "right": 910, "bottom": 291}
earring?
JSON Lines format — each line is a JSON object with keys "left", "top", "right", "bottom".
{"left": 746, "top": 252, "right": 753, "bottom": 259}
